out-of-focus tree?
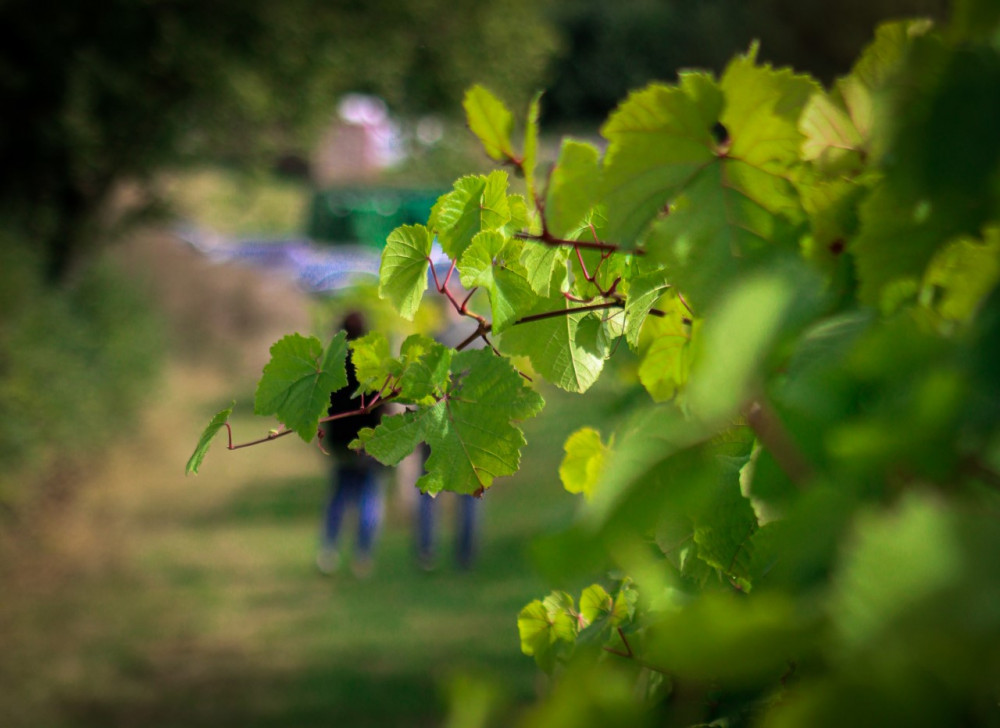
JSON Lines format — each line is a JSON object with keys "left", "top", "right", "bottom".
{"left": 0, "top": 0, "right": 558, "bottom": 281}
{"left": 541, "top": 0, "right": 949, "bottom": 124}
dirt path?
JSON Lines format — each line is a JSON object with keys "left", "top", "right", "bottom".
{"left": 0, "top": 230, "right": 559, "bottom": 727}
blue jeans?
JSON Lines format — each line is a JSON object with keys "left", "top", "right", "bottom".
{"left": 417, "top": 491, "right": 478, "bottom": 568}
{"left": 322, "top": 466, "right": 380, "bottom": 557}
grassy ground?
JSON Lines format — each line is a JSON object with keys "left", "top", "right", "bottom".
{"left": 0, "top": 226, "right": 617, "bottom": 727}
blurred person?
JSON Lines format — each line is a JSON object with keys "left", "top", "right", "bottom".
{"left": 416, "top": 443, "right": 479, "bottom": 571}
{"left": 317, "top": 310, "right": 384, "bottom": 577}
{"left": 414, "top": 284, "right": 483, "bottom": 571}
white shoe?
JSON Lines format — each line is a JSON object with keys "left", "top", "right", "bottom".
{"left": 316, "top": 548, "right": 340, "bottom": 575}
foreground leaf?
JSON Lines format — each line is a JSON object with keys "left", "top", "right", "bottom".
{"left": 498, "top": 295, "right": 607, "bottom": 393}
{"left": 379, "top": 224, "right": 432, "bottom": 320}
{"left": 601, "top": 72, "right": 722, "bottom": 245}
{"left": 185, "top": 402, "right": 234, "bottom": 475}
{"left": 355, "top": 349, "right": 544, "bottom": 495}
{"left": 463, "top": 84, "right": 515, "bottom": 162}
{"left": 559, "top": 427, "right": 611, "bottom": 499}
{"left": 254, "top": 333, "right": 349, "bottom": 441}
{"left": 459, "top": 231, "right": 536, "bottom": 333}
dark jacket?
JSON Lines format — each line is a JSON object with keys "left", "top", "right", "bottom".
{"left": 325, "top": 351, "right": 382, "bottom": 471}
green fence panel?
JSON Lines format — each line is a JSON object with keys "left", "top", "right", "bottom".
{"left": 307, "top": 187, "right": 444, "bottom": 248}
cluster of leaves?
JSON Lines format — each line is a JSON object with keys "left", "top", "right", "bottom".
{"left": 518, "top": 580, "right": 639, "bottom": 674}
{"left": 191, "top": 0, "right": 1000, "bottom": 723}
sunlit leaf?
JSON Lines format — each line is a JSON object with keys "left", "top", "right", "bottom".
{"left": 498, "top": 295, "right": 606, "bottom": 393}
{"left": 379, "top": 224, "right": 432, "bottom": 320}
{"left": 355, "top": 349, "right": 544, "bottom": 495}
{"left": 601, "top": 72, "right": 722, "bottom": 245}
{"left": 350, "top": 331, "right": 394, "bottom": 393}
{"left": 559, "top": 427, "right": 611, "bottom": 499}
{"left": 463, "top": 84, "right": 515, "bottom": 162}
{"left": 254, "top": 332, "right": 349, "bottom": 441}
{"left": 545, "top": 139, "right": 601, "bottom": 239}
{"left": 459, "top": 231, "right": 536, "bottom": 333}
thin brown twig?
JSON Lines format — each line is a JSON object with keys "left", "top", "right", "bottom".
{"left": 516, "top": 230, "right": 644, "bottom": 256}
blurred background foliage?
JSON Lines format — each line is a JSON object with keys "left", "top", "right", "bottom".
{"left": 540, "top": 0, "right": 949, "bottom": 124}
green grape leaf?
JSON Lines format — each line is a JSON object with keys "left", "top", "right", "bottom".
{"left": 254, "top": 332, "right": 349, "bottom": 441}
{"left": 517, "top": 599, "right": 554, "bottom": 659}
{"left": 645, "top": 154, "right": 804, "bottom": 312}
{"left": 656, "top": 514, "right": 716, "bottom": 587}
{"left": 830, "top": 492, "right": 963, "bottom": 654}
{"left": 922, "top": 229, "right": 1000, "bottom": 321}
{"left": 397, "top": 334, "right": 452, "bottom": 404}
{"left": 543, "top": 591, "right": 580, "bottom": 643}
{"left": 463, "top": 84, "right": 515, "bottom": 162}
{"left": 799, "top": 90, "right": 867, "bottom": 175}
{"left": 797, "top": 174, "right": 866, "bottom": 266}
{"left": 612, "top": 582, "right": 639, "bottom": 625}
{"left": 498, "top": 295, "right": 606, "bottom": 393}
{"left": 637, "top": 296, "right": 697, "bottom": 403}
{"left": 619, "top": 49, "right": 815, "bottom": 310}
{"left": 430, "top": 172, "right": 511, "bottom": 260}
{"left": 721, "top": 44, "right": 820, "bottom": 169}
{"left": 355, "top": 348, "right": 544, "bottom": 495}
{"left": 799, "top": 15, "right": 930, "bottom": 175}
{"left": 459, "top": 231, "right": 537, "bottom": 333}
{"left": 185, "top": 402, "right": 234, "bottom": 475}
{"left": 481, "top": 170, "right": 512, "bottom": 232}
{"left": 545, "top": 139, "right": 601, "bottom": 239}
{"left": 350, "top": 332, "right": 394, "bottom": 393}
{"left": 797, "top": 16, "right": 929, "bottom": 176}
{"left": 523, "top": 91, "right": 543, "bottom": 204}
{"left": 686, "top": 268, "right": 804, "bottom": 424}
{"left": 851, "top": 186, "right": 972, "bottom": 308}
{"left": 505, "top": 193, "right": 530, "bottom": 238}
{"left": 645, "top": 591, "right": 818, "bottom": 685}
{"left": 693, "top": 470, "right": 759, "bottom": 587}
{"left": 601, "top": 72, "right": 722, "bottom": 245}
{"left": 431, "top": 176, "right": 487, "bottom": 259}
{"left": 624, "top": 268, "right": 671, "bottom": 350}
{"left": 379, "top": 224, "right": 432, "bottom": 320}
{"left": 559, "top": 427, "right": 611, "bottom": 499}
{"left": 578, "top": 582, "right": 637, "bottom": 640}
{"left": 520, "top": 241, "right": 569, "bottom": 297}
{"left": 579, "top": 584, "right": 612, "bottom": 624}
{"left": 518, "top": 592, "right": 579, "bottom": 672}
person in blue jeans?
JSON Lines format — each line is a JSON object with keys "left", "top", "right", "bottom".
{"left": 415, "top": 444, "right": 479, "bottom": 571}
{"left": 413, "top": 287, "right": 483, "bottom": 571}
{"left": 317, "top": 311, "right": 383, "bottom": 578}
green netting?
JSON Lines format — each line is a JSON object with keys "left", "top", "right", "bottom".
{"left": 307, "top": 187, "right": 444, "bottom": 248}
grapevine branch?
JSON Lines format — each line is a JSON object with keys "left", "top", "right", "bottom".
{"left": 516, "top": 230, "right": 644, "bottom": 256}
{"left": 745, "top": 399, "right": 813, "bottom": 487}
{"left": 602, "top": 628, "right": 671, "bottom": 675}
{"left": 225, "top": 377, "right": 399, "bottom": 451}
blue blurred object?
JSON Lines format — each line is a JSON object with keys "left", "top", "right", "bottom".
{"left": 175, "top": 223, "right": 447, "bottom": 293}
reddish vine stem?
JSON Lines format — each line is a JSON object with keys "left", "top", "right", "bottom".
{"left": 516, "top": 230, "right": 644, "bottom": 256}
{"left": 227, "top": 380, "right": 399, "bottom": 451}
{"left": 516, "top": 300, "right": 624, "bottom": 325}
{"left": 602, "top": 627, "right": 635, "bottom": 659}
{"left": 745, "top": 399, "right": 813, "bottom": 488}
{"left": 602, "top": 628, "right": 670, "bottom": 675}
{"left": 677, "top": 292, "right": 695, "bottom": 317}
{"left": 427, "top": 256, "right": 491, "bottom": 332}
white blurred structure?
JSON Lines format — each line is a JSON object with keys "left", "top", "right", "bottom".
{"left": 313, "top": 94, "right": 404, "bottom": 186}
